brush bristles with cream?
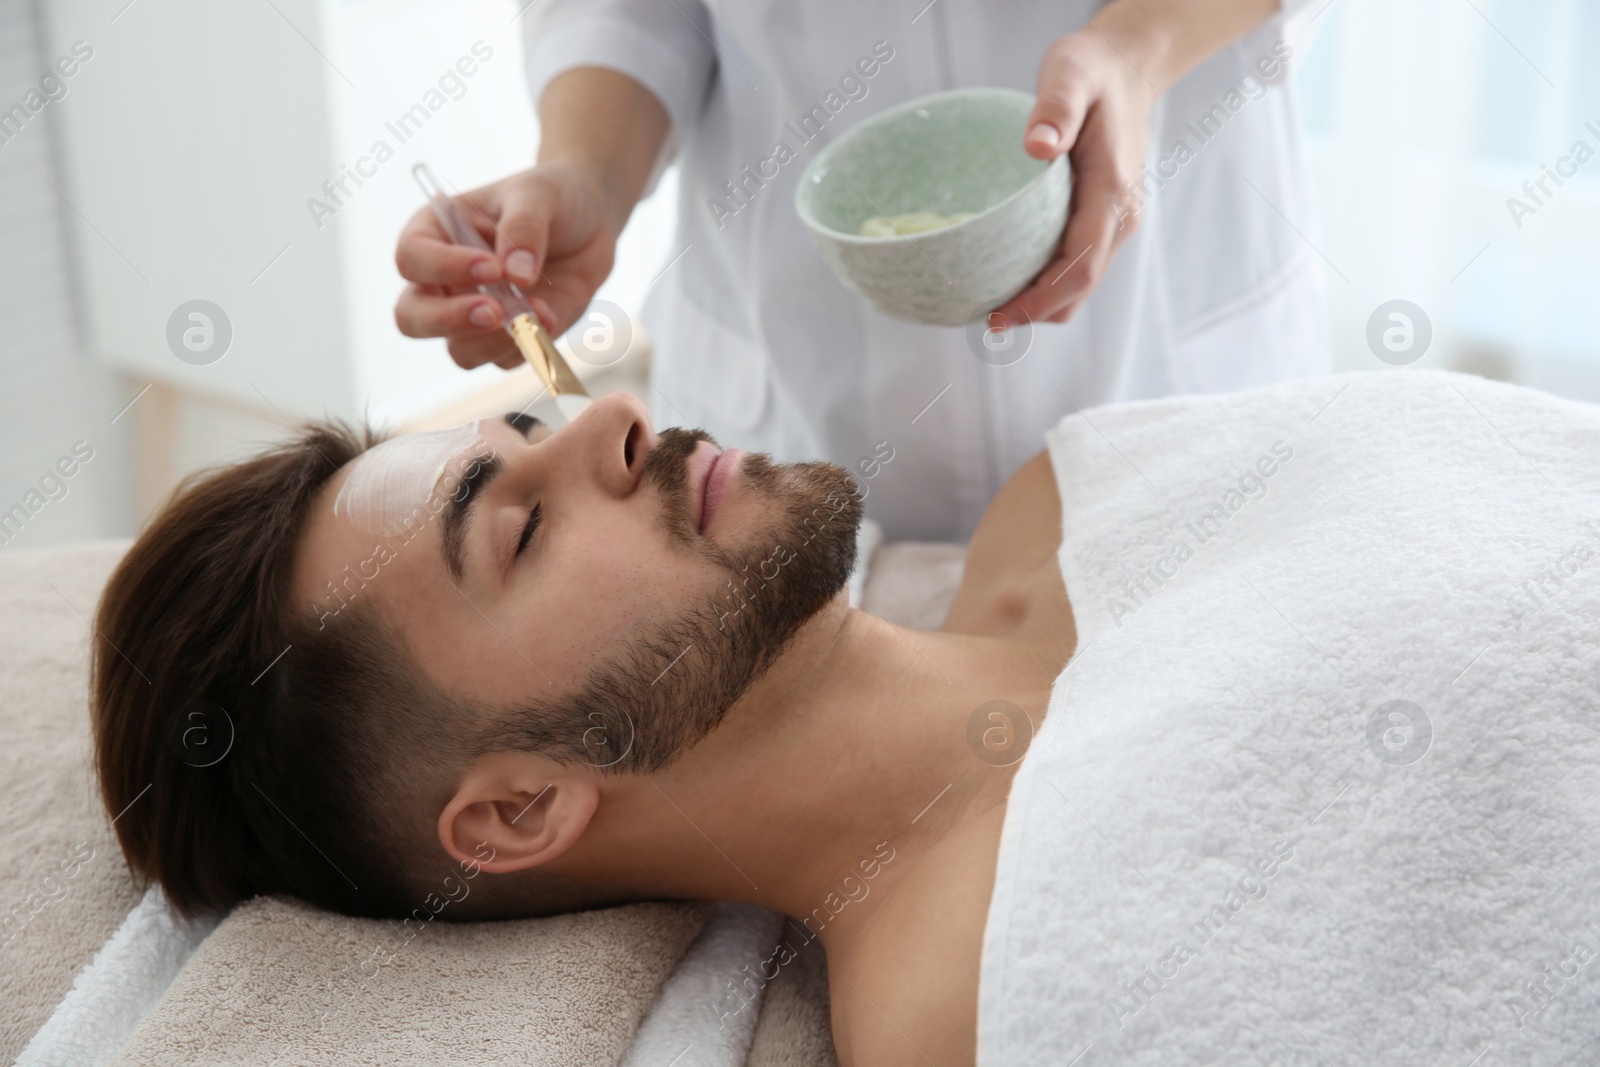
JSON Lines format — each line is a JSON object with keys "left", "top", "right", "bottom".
{"left": 508, "top": 313, "right": 592, "bottom": 421}
{"left": 411, "top": 162, "right": 593, "bottom": 425}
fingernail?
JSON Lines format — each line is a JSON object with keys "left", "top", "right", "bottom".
{"left": 469, "top": 258, "right": 499, "bottom": 283}
{"left": 507, "top": 251, "right": 536, "bottom": 283}
{"left": 469, "top": 303, "right": 499, "bottom": 328}
{"left": 1027, "top": 122, "right": 1061, "bottom": 148}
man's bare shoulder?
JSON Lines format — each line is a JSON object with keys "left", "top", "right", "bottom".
{"left": 825, "top": 797, "right": 1011, "bottom": 1067}
{"left": 943, "top": 449, "right": 1062, "bottom": 635}
{"left": 825, "top": 448, "right": 1073, "bottom": 1067}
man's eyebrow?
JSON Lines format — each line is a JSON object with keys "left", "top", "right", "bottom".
{"left": 440, "top": 453, "right": 502, "bottom": 582}
{"left": 503, "top": 410, "right": 541, "bottom": 437}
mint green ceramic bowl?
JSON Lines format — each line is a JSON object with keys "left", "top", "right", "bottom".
{"left": 794, "top": 87, "right": 1069, "bottom": 328}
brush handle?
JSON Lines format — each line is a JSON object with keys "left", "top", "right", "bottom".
{"left": 414, "top": 169, "right": 537, "bottom": 323}
{"left": 412, "top": 162, "right": 592, "bottom": 414}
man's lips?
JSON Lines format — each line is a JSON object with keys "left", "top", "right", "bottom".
{"left": 692, "top": 444, "right": 743, "bottom": 534}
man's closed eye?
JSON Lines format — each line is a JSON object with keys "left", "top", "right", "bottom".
{"left": 515, "top": 504, "right": 543, "bottom": 557}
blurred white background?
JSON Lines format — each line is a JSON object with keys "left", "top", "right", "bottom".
{"left": 0, "top": 0, "right": 1594, "bottom": 551}
{"left": 1298, "top": 0, "right": 1600, "bottom": 397}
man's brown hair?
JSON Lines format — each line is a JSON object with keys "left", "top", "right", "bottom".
{"left": 90, "top": 421, "right": 482, "bottom": 920}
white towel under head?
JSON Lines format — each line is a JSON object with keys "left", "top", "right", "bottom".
{"left": 619, "top": 903, "right": 786, "bottom": 1067}
{"left": 17, "top": 887, "right": 217, "bottom": 1067}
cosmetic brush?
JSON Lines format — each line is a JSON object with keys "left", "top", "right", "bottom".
{"left": 412, "top": 162, "right": 591, "bottom": 423}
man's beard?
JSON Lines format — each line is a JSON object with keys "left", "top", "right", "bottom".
{"left": 477, "top": 428, "right": 864, "bottom": 773}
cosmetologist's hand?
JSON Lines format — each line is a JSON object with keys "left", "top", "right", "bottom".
{"left": 393, "top": 162, "right": 621, "bottom": 370}
{"left": 993, "top": 0, "right": 1282, "bottom": 328}
{"left": 990, "top": 28, "right": 1156, "bottom": 328}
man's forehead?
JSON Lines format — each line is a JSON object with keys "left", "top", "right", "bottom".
{"left": 298, "top": 419, "right": 498, "bottom": 630}
{"left": 333, "top": 420, "right": 489, "bottom": 537}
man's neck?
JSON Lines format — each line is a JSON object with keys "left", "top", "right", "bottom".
{"left": 566, "top": 596, "right": 1061, "bottom": 932}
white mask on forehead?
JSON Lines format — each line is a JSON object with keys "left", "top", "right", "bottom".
{"left": 332, "top": 421, "right": 487, "bottom": 536}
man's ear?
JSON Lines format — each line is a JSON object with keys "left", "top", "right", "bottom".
{"left": 437, "top": 752, "right": 600, "bottom": 875}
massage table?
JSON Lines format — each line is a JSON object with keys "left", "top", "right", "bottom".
{"left": 14, "top": 369, "right": 1595, "bottom": 1064}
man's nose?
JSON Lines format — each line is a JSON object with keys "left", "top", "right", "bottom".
{"left": 555, "top": 391, "right": 653, "bottom": 495}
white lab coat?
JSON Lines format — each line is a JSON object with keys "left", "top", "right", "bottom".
{"left": 524, "top": 0, "right": 1329, "bottom": 541}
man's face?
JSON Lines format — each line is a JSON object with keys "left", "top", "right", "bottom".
{"left": 293, "top": 393, "right": 863, "bottom": 771}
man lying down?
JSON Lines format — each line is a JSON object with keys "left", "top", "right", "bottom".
{"left": 92, "top": 369, "right": 1600, "bottom": 1066}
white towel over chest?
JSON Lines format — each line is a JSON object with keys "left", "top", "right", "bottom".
{"left": 980, "top": 371, "right": 1600, "bottom": 1066}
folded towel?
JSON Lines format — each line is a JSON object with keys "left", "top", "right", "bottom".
{"left": 0, "top": 542, "right": 144, "bottom": 1062}
{"left": 620, "top": 904, "right": 784, "bottom": 1067}
{"left": 854, "top": 538, "right": 965, "bottom": 631}
{"left": 113, "top": 895, "right": 707, "bottom": 1065}
{"left": 981, "top": 370, "right": 1600, "bottom": 1065}
{"left": 745, "top": 931, "right": 838, "bottom": 1067}
{"left": 16, "top": 887, "right": 216, "bottom": 1066}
